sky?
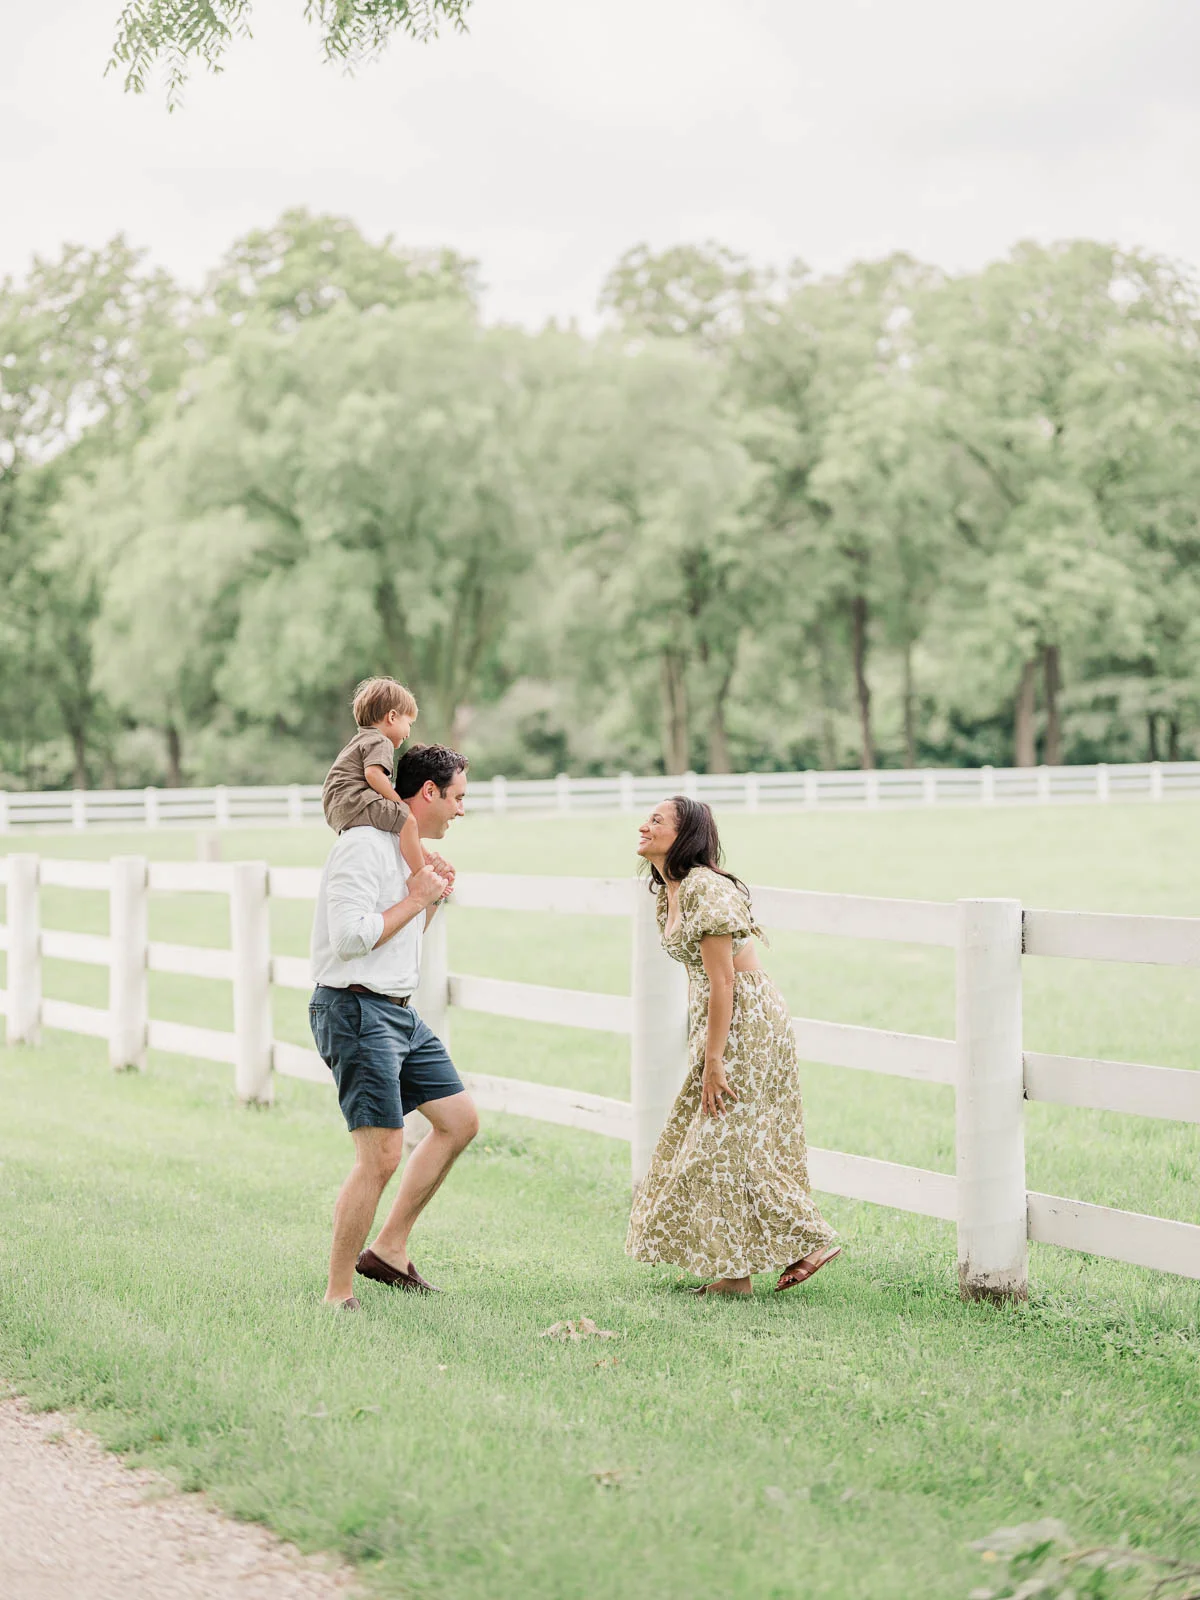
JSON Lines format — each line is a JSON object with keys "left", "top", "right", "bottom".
{"left": 4, "top": 0, "right": 1200, "bottom": 328}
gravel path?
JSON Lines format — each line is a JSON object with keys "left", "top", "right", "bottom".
{"left": 0, "top": 1398, "right": 362, "bottom": 1600}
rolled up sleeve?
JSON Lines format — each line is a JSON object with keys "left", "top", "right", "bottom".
{"left": 325, "top": 845, "right": 387, "bottom": 960}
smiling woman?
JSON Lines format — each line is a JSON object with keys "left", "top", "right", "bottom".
{"left": 629, "top": 796, "right": 841, "bottom": 1297}
{"left": 108, "top": 0, "right": 473, "bottom": 104}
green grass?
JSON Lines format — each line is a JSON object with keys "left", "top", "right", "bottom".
{"left": 1, "top": 803, "right": 1199, "bottom": 1597}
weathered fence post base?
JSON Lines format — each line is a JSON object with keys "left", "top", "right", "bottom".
{"left": 630, "top": 883, "right": 689, "bottom": 1187}
{"left": 955, "top": 897, "right": 1028, "bottom": 1303}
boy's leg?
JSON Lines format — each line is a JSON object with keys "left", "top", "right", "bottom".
{"left": 369, "top": 1092, "right": 478, "bottom": 1272}
{"left": 326, "top": 1125, "right": 405, "bottom": 1303}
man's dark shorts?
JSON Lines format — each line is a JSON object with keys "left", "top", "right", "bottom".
{"left": 308, "top": 985, "right": 464, "bottom": 1131}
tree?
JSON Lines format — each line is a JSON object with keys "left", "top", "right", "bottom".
{"left": 921, "top": 241, "right": 1200, "bottom": 764}
{"left": 599, "top": 242, "right": 769, "bottom": 350}
{"left": 544, "top": 338, "right": 764, "bottom": 775}
{"left": 0, "top": 239, "right": 189, "bottom": 784}
{"left": 810, "top": 377, "right": 958, "bottom": 768}
{"left": 736, "top": 254, "right": 942, "bottom": 769}
{"left": 125, "top": 301, "right": 541, "bottom": 750}
{"left": 206, "top": 208, "right": 477, "bottom": 333}
{"left": 110, "top": 1, "right": 472, "bottom": 106}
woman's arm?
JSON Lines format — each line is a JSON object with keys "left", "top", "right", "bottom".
{"left": 698, "top": 934, "right": 738, "bottom": 1117}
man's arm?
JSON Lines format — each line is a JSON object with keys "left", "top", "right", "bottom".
{"left": 325, "top": 837, "right": 446, "bottom": 960}
{"left": 375, "top": 866, "right": 446, "bottom": 947}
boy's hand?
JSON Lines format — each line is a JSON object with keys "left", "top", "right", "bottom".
{"left": 423, "top": 850, "right": 455, "bottom": 894}
{"left": 408, "top": 865, "right": 449, "bottom": 909}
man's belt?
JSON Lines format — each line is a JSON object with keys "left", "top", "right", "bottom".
{"left": 347, "top": 983, "right": 411, "bottom": 1007}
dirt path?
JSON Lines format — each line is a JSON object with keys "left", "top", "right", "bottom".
{"left": 0, "top": 1398, "right": 361, "bottom": 1600}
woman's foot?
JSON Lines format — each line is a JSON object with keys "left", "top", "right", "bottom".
{"left": 775, "top": 1245, "right": 841, "bottom": 1293}
{"left": 689, "top": 1275, "right": 752, "bottom": 1297}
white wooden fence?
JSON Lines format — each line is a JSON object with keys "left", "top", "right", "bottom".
{"left": 1, "top": 852, "right": 1198, "bottom": 1298}
{"left": 3, "top": 760, "right": 1200, "bottom": 832}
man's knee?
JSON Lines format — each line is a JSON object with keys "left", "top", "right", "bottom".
{"left": 455, "top": 1102, "right": 480, "bottom": 1150}
{"left": 424, "top": 1093, "right": 478, "bottom": 1151}
{"left": 353, "top": 1127, "right": 405, "bottom": 1179}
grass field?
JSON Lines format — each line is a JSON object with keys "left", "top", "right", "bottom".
{"left": 1, "top": 802, "right": 1198, "bottom": 1598}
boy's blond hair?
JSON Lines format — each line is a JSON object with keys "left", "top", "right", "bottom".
{"left": 352, "top": 677, "right": 418, "bottom": 728}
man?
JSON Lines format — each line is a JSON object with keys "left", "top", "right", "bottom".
{"left": 309, "top": 743, "right": 477, "bottom": 1310}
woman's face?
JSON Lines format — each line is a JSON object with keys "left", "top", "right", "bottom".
{"left": 636, "top": 800, "right": 678, "bottom": 862}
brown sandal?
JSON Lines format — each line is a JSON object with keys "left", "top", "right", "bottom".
{"left": 775, "top": 1245, "right": 842, "bottom": 1292}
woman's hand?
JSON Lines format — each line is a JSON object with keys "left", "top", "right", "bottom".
{"left": 701, "top": 1061, "right": 738, "bottom": 1118}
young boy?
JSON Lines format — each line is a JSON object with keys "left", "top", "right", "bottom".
{"left": 322, "top": 677, "right": 444, "bottom": 884}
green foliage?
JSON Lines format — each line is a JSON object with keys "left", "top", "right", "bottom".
{"left": 4, "top": 216, "right": 1200, "bottom": 788}
{"left": 968, "top": 1519, "right": 1200, "bottom": 1599}
{"left": 109, "top": 0, "right": 472, "bottom": 107}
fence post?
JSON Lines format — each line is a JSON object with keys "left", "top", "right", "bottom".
{"left": 230, "top": 861, "right": 273, "bottom": 1105}
{"left": 865, "top": 770, "right": 880, "bottom": 809}
{"left": 287, "top": 784, "right": 304, "bottom": 826}
{"left": 72, "top": 789, "right": 87, "bottom": 831}
{"left": 214, "top": 785, "right": 231, "bottom": 828}
{"left": 555, "top": 772, "right": 571, "bottom": 813}
{"left": 1150, "top": 761, "right": 1164, "bottom": 801}
{"left": 1036, "top": 765, "right": 1051, "bottom": 804}
{"left": 980, "top": 765, "right": 995, "bottom": 806}
{"left": 744, "top": 772, "right": 759, "bottom": 814}
{"left": 630, "top": 883, "right": 689, "bottom": 1186}
{"left": 492, "top": 775, "right": 508, "bottom": 816}
{"left": 5, "top": 854, "right": 41, "bottom": 1045}
{"left": 923, "top": 768, "right": 937, "bottom": 806}
{"left": 406, "top": 906, "right": 452, "bottom": 1150}
{"left": 143, "top": 786, "right": 160, "bottom": 829}
{"left": 1095, "top": 762, "right": 1109, "bottom": 803}
{"left": 109, "top": 855, "right": 148, "bottom": 1071}
{"left": 619, "top": 771, "right": 635, "bottom": 813}
{"left": 682, "top": 770, "right": 699, "bottom": 801}
{"left": 0, "top": 790, "right": 10, "bottom": 833}
{"left": 804, "top": 770, "right": 818, "bottom": 808}
{"left": 955, "top": 897, "right": 1027, "bottom": 1303}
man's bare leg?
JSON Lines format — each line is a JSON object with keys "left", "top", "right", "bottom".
{"left": 325, "top": 1126, "right": 405, "bottom": 1304}
{"left": 369, "top": 1092, "right": 478, "bottom": 1272}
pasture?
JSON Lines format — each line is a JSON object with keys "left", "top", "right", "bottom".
{"left": 1, "top": 802, "right": 1198, "bottom": 1598}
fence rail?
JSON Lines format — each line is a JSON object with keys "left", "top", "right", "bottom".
{"left": 3, "top": 759, "right": 1200, "bottom": 831}
{"left": 1, "top": 852, "right": 1198, "bottom": 1295}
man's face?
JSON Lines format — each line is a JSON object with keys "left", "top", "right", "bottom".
{"left": 417, "top": 771, "right": 467, "bottom": 838}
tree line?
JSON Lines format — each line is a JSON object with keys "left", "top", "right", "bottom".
{"left": 2, "top": 210, "right": 1198, "bottom": 790}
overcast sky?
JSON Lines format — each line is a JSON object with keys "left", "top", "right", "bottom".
{"left": 5, "top": 0, "right": 1200, "bottom": 327}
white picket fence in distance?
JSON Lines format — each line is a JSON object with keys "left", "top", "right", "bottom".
{"left": 1, "top": 853, "right": 1199, "bottom": 1296}
{"left": 2, "top": 760, "right": 1200, "bottom": 832}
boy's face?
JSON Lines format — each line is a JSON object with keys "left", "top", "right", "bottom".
{"left": 383, "top": 709, "right": 414, "bottom": 746}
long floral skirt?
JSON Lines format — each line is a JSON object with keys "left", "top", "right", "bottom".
{"left": 626, "top": 970, "right": 835, "bottom": 1278}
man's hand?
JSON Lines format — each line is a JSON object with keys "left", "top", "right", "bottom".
{"left": 423, "top": 850, "right": 456, "bottom": 895}
{"left": 407, "top": 865, "right": 449, "bottom": 909}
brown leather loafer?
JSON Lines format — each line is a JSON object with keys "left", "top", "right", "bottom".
{"left": 356, "top": 1248, "right": 441, "bottom": 1294}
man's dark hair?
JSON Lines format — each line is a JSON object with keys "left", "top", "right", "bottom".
{"left": 394, "top": 743, "right": 468, "bottom": 801}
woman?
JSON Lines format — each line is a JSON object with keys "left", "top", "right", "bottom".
{"left": 626, "top": 796, "right": 840, "bottom": 1296}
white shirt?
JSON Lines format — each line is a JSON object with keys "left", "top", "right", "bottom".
{"left": 310, "top": 828, "right": 422, "bottom": 998}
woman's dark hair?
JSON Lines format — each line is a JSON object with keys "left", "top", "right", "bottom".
{"left": 394, "top": 743, "right": 469, "bottom": 800}
{"left": 646, "top": 796, "right": 751, "bottom": 903}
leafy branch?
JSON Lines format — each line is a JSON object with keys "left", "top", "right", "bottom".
{"left": 108, "top": 0, "right": 473, "bottom": 108}
{"left": 970, "top": 1520, "right": 1200, "bottom": 1600}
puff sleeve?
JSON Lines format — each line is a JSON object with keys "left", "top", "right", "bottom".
{"left": 681, "top": 869, "right": 762, "bottom": 942}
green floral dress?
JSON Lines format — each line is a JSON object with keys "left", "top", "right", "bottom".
{"left": 626, "top": 866, "right": 835, "bottom": 1278}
